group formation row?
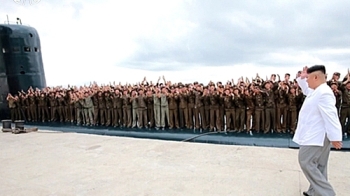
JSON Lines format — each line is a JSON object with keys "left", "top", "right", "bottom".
{"left": 6, "top": 72, "right": 350, "bottom": 134}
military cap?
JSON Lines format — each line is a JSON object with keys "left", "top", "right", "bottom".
{"left": 330, "top": 82, "right": 338, "bottom": 86}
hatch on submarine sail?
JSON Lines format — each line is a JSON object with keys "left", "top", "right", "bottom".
{"left": 0, "top": 20, "right": 47, "bottom": 120}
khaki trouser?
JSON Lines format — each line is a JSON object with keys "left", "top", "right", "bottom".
{"left": 225, "top": 109, "right": 235, "bottom": 130}
{"left": 169, "top": 108, "right": 179, "bottom": 129}
{"left": 138, "top": 107, "right": 148, "bottom": 128}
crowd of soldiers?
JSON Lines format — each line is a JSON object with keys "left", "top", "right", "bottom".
{"left": 6, "top": 71, "right": 350, "bottom": 136}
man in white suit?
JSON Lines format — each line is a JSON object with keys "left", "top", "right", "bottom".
{"left": 293, "top": 65, "right": 342, "bottom": 196}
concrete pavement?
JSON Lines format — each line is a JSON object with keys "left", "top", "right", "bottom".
{"left": 0, "top": 130, "right": 349, "bottom": 196}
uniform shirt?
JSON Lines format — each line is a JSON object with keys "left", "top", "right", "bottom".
{"left": 293, "top": 77, "right": 342, "bottom": 146}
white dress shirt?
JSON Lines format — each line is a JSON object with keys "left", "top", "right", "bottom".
{"left": 293, "top": 77, "right": 342, "bottom": 146}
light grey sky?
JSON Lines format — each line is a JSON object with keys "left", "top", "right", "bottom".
{"left": 1, "top": 0, "right": 350, "bottom": 86}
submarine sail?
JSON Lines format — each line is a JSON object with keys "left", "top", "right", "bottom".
{"left": 0, "top": 24, "right": 47, "bottom": 120}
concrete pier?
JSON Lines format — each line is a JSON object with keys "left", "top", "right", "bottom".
{"left": 0, "top": 130, "right": 349, "bottom": 196}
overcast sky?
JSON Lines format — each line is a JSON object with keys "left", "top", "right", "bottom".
{"left": 1, "top": 0, "right": 350, "bottom": 86}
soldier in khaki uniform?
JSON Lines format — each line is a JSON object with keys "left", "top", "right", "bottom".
{"left": 287, "top": 86, "right": 300, "bottom": 134}
{"left": 37, "top": 93, "right": 47, "bottom": 122}
{"left": 252, "top": 85, "right": 264, "bottom": 133}
{"left": 202, "top": 88, "right": 211, "bottom": 130}
{"left": 262, "top": 81, "right": 277, "bottom": 134}
{"left": 339, "top": 77, "right": 350, "bottom": 135}
{"left": 130, "top": 90, "right": 139, "bottom": 128}
{"left": 6, "top": 93, "right": 16, "bottom": 122}
{"left": 168, "top": 87, "right": 179, "bottom": 129}
{"left": 112, "top": 89, "right": 123, "bottom": 127}
{"left": 153, "top": 87, "right": 161, "bottom": 129}
{"left": 330, "top": 82, "right": 342, "bottom": 116}
{"left": 56, "top": 92, "right": 67, "bottom": 122}
{"left": 233, "top": 87, "right": 245, "bottom": 132}
{"left": 14, "top": 95, "right": 23, "bottom": 120}
{"left": 187, "top": 88, "right": 195, "bottom": 129}
{"left": 104, "top": 91, "right": 113, "bottom": 126}
{"left": 160, "top": 87, "right": 170, "bottom": 129}
{"left": 146, "top": 89, "right": 154, "bottom": 128}
{"left": 122, "top": 89, "right": 132, "bottom": 128}
{"left": 178, "top": 86, "right": 189, "bottom": 129}
{"left": 276, "top": 82, "right": 289, "bottom": 133}
{"left": 92, "top": 93, "right": 99, "bottom": 125}
{"left": 28, "top": 92, "right": 37, "bottom": 122}
{"left": 97, "top": 91, "right": 106, "bottom": 126}
{"left": 244, "top": 87, "right": 255, "bottom": 133}
{"left": 209, "top": 86, "right": 221, "bottom": 132}
{"left": 194, "top": 86, "right": 205, "bottom": 130}
{"left": 67, "top": 90, "right": 75, "bottom": 123}
{"left": 223, "top": 89, "right": 235, "bottom": 131}
{"left": 49, "top": 92, "right": 57, "bottom": 121}
{"left": 83, "top": 92, "right": 94, "bottom": 126}
{"left": 137, "top": 89, "right": 148, "bottom": 128}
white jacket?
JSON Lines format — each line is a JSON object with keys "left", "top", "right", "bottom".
{"left": 293, "top": 77, "right": 342, "bottom": 146}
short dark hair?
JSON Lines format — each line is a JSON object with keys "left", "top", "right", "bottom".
{"left": 307, "top": 65, "right": 326, "bottom": 74}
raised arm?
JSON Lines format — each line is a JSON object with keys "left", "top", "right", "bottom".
{"left": 296, "top": 66, "right": 312, "bottom": 96}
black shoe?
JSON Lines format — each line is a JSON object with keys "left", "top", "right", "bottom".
{"left": 303, "top": 191, "right": 310, "bottom": 196}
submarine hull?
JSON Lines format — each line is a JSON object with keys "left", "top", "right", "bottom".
{"left": 0, "top": 24, "right": 46, "bottom": 120}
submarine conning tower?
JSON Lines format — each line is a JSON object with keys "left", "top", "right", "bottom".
{"left": 0, "top": 24, "right": 47, "bottom": 120}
